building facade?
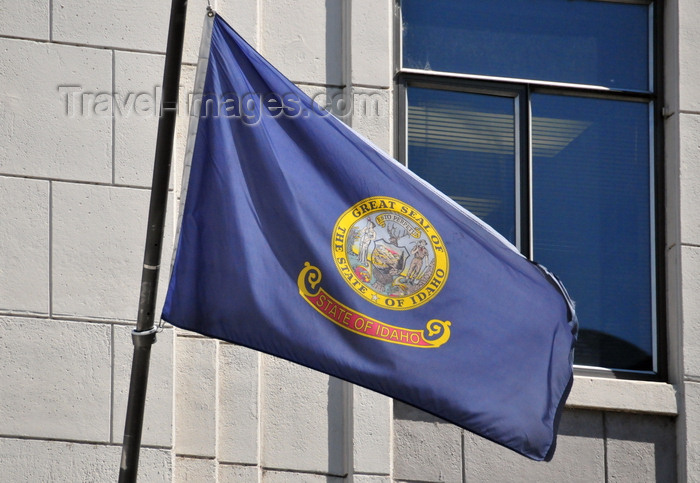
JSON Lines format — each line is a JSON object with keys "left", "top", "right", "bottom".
{"left": 0, "top": 0, "right": 696, "bottom": 481}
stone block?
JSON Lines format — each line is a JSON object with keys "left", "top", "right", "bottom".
{"left": 218, "top": 344, "right": 260, "bottom": 464}
{"left": 0, "top": 38, "right": 111, "bottom": 182}
{"left": 174, "top": 456, "right": 217, "bottom": 482}
{"left": 351, "top": 0, "right": 392, "bottom": 88}
{"left": 52, "top": 183, "right": 174, "bottom": 321}
{"left": 114, "top": 51, "right": 164, "bottom": 188}
{"left": 112, "top": 326, "right": 174, "bottom": 447}
{"left": 684, "top": 381, "right": 700, "bottom": 481}
{"left": 175, "top": 337, "right": 217, "bottom": 457}
{"left": 52, "top": 0, "right": 169, "bottom": 52}
{"left": 462, "top": 409, "right": 605, "bottom": 483}
{"left": 298, "top": 84, "right": 346, "bottom": 120}
{"left": 679, "top": 113, "right": 700, "bottom": 246}
{"left": 351, "top": 386, "right": 391, "bottom": 475}
{"left": 0, "top": 0, "right": 49, "bottom": 40}
{"left": 261, "top": 355, "right": 345, "bottom": 475}
{"left": 138, "top": 447, "right": 174, "bottom": 483}
{"left": 261, "top": 0, "right": 343, "bottom": 86}
{"left": 666, "top": 107, "right": 681, "bottom": 251}
{"left": 393, "top": 402, "right": 462, "bottom": 482}
{"left": 217, "top": 0, "right": 260, "bottom": 49}
{"left": 664, "top": 1, "right": 680, "bottom": 115}
{"left": 667, "top": 244, "right": 683, "bottom": 383}
{"left": 606, "top": 412, "right": 676, "bottom": 482}
{"left": 682, "top": 246, "right": 700, "bottom": 378}
{"left": 262, "top": 470, "right": 344, "bottom": 482}
{"left": 182, "top": 0, "right": 217, "bottom": 65}
{"left": 352, "top": 87, "right": 393, "bottom": 155}
{"left": 679, "top": 0, "right": 700, "bottom": 112}
{"left": 353, "top": 476, "right": 391, "bottom": 483}
{"left": 296, "top": 85, "right": 393, "bottom": 156}
{"left": 219, "top": 463, "right": 260, "bottom": 482}
{"left": 0, "top": 176, "right": 49, "bottom": 314}
{"left": 0, "top": 318, "right": 111, "bottom": 442}
{"left": 0, "top": 438, "right": 122, "bottom": 482}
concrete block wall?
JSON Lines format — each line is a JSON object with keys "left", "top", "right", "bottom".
{"left": 394, "top": 405, "right": 676, "bottom": 482}
{"left": 0, "top": 0, "right": 187, "bottom": 480}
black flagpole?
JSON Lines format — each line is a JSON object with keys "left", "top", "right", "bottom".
{"left": 119, "top": 0, "right": 188, "bottom": 481}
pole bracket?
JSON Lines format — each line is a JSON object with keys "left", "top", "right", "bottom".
{"left": 131, "top": 326, "right": 158, "bottom": 347}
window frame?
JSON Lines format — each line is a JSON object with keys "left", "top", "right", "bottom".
{"left": 395, "top": 0, "right": 666, "bottom": 380}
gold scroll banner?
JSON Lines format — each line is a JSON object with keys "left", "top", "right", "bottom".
{"left": 297, "top": 262, "right": 451, "bottom": 348}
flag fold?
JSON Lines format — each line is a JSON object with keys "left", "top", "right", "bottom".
{"left": 162, "top": 13, "right": 577, "bottom": 461}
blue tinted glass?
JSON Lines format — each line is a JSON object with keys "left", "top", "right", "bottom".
{"left": 402, "top": 0, "right": 649, "bottom": 91}
{"left": 532, "top": 95, "right": 652, "bottom": 371}
{"left": 407, "top": 87, "right": 516, "bottom": 244}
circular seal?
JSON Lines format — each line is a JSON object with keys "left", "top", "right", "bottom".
{"left": 332, "top": 197, "right": 449, "bottom": 310}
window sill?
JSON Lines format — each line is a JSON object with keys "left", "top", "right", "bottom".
{"left": 566, "top": 375, "right": 678, "bottom": 416}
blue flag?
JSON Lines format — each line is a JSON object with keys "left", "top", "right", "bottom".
{"left": 162, "top": 14, "right": 577, "bottom": 461}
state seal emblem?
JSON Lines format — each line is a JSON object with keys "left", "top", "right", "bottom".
{"left": 296, "top": 196, "right": 451, "bottom": 348}
{"left": 332, "top": 196, "right": 449, "bottom": 310}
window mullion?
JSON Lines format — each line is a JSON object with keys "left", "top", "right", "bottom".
{"left": 516, "top": 86, "right": 532, "bottom": 259}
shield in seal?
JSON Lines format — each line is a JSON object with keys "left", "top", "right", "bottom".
{"left": 370, "top": 239, "right": 410, "bottom": 295}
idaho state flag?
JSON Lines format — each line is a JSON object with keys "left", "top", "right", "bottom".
{"left": 162, "top": 13, "right": 577, "bottom": 461}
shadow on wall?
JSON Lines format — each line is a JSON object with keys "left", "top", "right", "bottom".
{"left": 327, "top": 376, "right": 346, "bottom": 478}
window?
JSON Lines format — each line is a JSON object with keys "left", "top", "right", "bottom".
{"left": 399, "top": 0, "right": 662, "bottom": 375}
